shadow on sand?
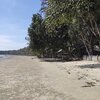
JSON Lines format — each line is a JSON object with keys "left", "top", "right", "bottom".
{"left": 79, "top": 64, "right": 100, "bottom": 69}
{"left": 39, "top": 58, "right": 67, "bottom": 62}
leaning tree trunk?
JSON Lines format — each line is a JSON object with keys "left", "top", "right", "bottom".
{"left": 88, "top": 44, "right": 93, "bottom": 61}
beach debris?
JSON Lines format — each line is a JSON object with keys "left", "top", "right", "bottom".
{"left": 82, "top": 81, "right": 96, "bottom": 87}
{"left": 78, "top": 74, "right": 88, "bottom": 80}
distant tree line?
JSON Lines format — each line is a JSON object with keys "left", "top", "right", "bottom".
{"left": 27, "top": 0, "right": 100, "bottom": 60}
{"left": 0, "top": 47, "right": 33, "bottom": 56}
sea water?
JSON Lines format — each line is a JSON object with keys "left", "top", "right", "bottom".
{"left": 0, "top": 55, "right": 8, "bottom": 59}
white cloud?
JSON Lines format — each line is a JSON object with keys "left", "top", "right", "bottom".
{"left": 0, "top": 34, "right": 27, "bottom": 50}
{"left": 0, "top": 35, "right": 12, "bottom": 44}
{"left": 0, "top": 22, "right": 27, "bottom": 50}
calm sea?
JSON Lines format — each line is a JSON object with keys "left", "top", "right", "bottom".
{"left": 0, "top": 55, "right": 8, "bottom": 59}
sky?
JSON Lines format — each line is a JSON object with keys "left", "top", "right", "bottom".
{"left": 0, "top": 0, "right": 41, "bottom": 50}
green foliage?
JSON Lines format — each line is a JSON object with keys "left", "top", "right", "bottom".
{"left": 27, "top": 0, "right": 100, "bottom": 59}
{"left": 28, "top": 13, "right": 46, "bottom": 54}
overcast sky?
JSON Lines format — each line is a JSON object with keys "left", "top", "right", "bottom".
{"left": 0, "top": 0, "right": 41, "bottom": 50}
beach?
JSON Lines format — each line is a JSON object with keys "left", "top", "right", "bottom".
{"left": 0, "top": 56, "right": 100, "bottom": 100}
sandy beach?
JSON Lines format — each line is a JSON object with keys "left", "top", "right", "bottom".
{"left": 0, "top": 56, "right": 100, "bottom": 100}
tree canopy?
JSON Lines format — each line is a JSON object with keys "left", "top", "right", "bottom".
{"left": 27, "top": 0, "right": 100, "bottom": 60}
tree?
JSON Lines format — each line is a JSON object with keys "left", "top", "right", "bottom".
{"left": 28, "top": 13, "right": 46, "bottom": 55}
{"left": 41, "top": 0, "right": 100, "bottom": 59}
{"left": 27, "top": 0, "right": 100, "bottom": 60}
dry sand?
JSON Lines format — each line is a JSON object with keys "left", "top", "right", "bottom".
{"left": 0, "top": 56, "right": 100, "bottom": 100}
